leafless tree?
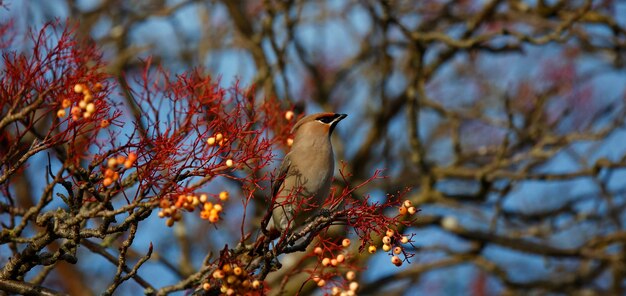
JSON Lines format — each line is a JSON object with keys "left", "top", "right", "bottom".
{"left": 2, "top": 0, "right": 626, "bottom": 295}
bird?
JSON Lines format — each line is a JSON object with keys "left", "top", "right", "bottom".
{"left": 269, "top": 112, "right": 347, "bottom": 234}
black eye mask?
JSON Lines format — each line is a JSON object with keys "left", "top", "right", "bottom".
{"left": 316, "top": 116, "right": 335, "bottom": 124}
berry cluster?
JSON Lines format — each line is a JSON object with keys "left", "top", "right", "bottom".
{"left": 358, "top": 199, "right": 417, "bottom": 267}
{"left": 157, "top": 191, "right": 229, "bottom": 226}
{"left": 372, "top": 227, "right": 412, "bottom": 267}
{"left": 199, "top": 191, "right": 229, "bottom": 223}
{"left": 102, "top": 152, "right": 137, "bottom": 187}
{"left": 57, "top": 83, "right": 103, "bottom": 119}
{"left": 397, "top": 199, "right": 418, "bottom": 215}
{"left": 329, "top": 272, "right": 359, "bottom": 296}
{"left": 206, "top": 132, "right": 227, "bottom": 147}
{"left": 311, "top": 239, "right": 361, "bottom": 295}
{"left": 206, "top": 263, "right": 262, "bottom": 295}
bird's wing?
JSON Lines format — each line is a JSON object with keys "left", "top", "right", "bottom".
{"left": 272, "top": 153, "right": 292, "bottom": 199}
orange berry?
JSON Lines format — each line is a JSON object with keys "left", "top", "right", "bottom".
{"left": 233, "top": 267, "right": 242, "bottom": 276}
{"left": 112, "top": 172, "right": 119, "bottom": 181}
{"left": 321, "top": 258, "right": 331, "bottom": 266}
{"left": 314, "top": 247, "right": 323, "bottom": 255}
{"left": 393, "top": 246, "right": 402, "bottom": 254}
{"left": 61, "top": 98, "right": 71, "bottom": 108}
{"left": 391, "top": 256, "right": 402, "bottom": 266}
{"left": 202, "top": 283, "right": 210, "bottom": 290}
{"left": 286, "top": 138, "right": 294, "bottom": 146}
{"left": 116, "top": 155, "right": 126, "bottom": 164}
{"left": 285, "top": 111, "right": 294, "bottom": 120}
{"left": 336, "top": 254, "right": 345, "bottom": 263}
{"left": 342, "top": 238, "right": 351, "bottom": 248}
{"left": 252, "top": 280, "right": 261, "bottom": 289}
{"left": 104, "top": 168, "right": 114, "bottom": 178}
{"left": 203, "top": 202, "right": 213, "bottom": 211}
{"left": 401, "top": 236, "right": 409, "bottom": 244}
{"left": 73, "top": 84, "right": 83, "bottom": 93}
{"left": 403, "top": 200, "right": 413, "bottom": 208}
{"left": 207, "top": 137, "right": 216, "bottom": 145}
{"left": 382, "top": 244, "right": 391, "bottom": 252}
{"left": 209, "top": 214, "right": 219, "bottom": 223}
{"left": 123, "top": 159, "right": 133, "bottom": 169}
{"left": 346, "top": 271, "right": 356, "bottom": 281}
{"left": 86, "top": 102, "right": 95, "bottom": 113}
{"left": 79, "top": 100, "right": 87, "bottom": 109}
{"left": 215, "top": 133, "right": 223, "bottom": 141}
{"left": 408, "top": 206, "right": 417, "bottom": 215}
{"left": 331, "top": 259, "right": 338, "bottom": 266}
{"left": 100, "top": 119, "right": 110, "bottom": 128}
{"left": 382, "top": 236, "right": 391, "bottom": 244}
{"left": 93, "top": 82, "right": 103, "bottom": 92}
{"left": 212, "top": 270, "right": 225, "bottom": 279}
{"left": 107, "top": 157, "right": 117, "bottom": 168}
{"left": 368, "top": 245, "right": 377, "bottom": 253}
{"left": 56, "top": 109, "right": 67, "bottom": 118}
{"left": 102, "top": 177, "right": 113, "bottom": 187}
{"left": 219, "top": 191, "right": 229, "bottom": 201}
{"left": 317, "top": 279, "right": 326, "bottom": 287}
{"left": 225, "top": 159, "right": 233, "bottom": 167}
{"left": 386, "top": 229, "right": 394, "bottom": 237}
{"left": 349, "top": 281, "right": 359, "bottom": 291}
{"left": 398, "top": 206, "right": 407, "bottom": 215}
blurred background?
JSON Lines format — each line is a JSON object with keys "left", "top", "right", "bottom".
{"left": 3, "top": 0, "right": 626, "bottom": 295}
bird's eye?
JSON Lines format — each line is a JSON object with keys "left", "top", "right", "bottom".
{"left": 317, "top": 117, "right": 334, "bottom": 124}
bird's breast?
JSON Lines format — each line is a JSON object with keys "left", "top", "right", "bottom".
{"left": 300, "top": 152, "right": 333, "bottom": 196}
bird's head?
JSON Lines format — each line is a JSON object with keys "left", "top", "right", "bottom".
{"left": 291, "top": 112, "right": 347, "bottom": 139}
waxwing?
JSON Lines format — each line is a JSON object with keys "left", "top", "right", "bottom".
{"left": 270, "top": 112, "right": 347, "bottom": 232}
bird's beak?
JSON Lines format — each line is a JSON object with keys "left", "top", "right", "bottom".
{"left": 329, "top": 113, "right": 347, "bottom": 135}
